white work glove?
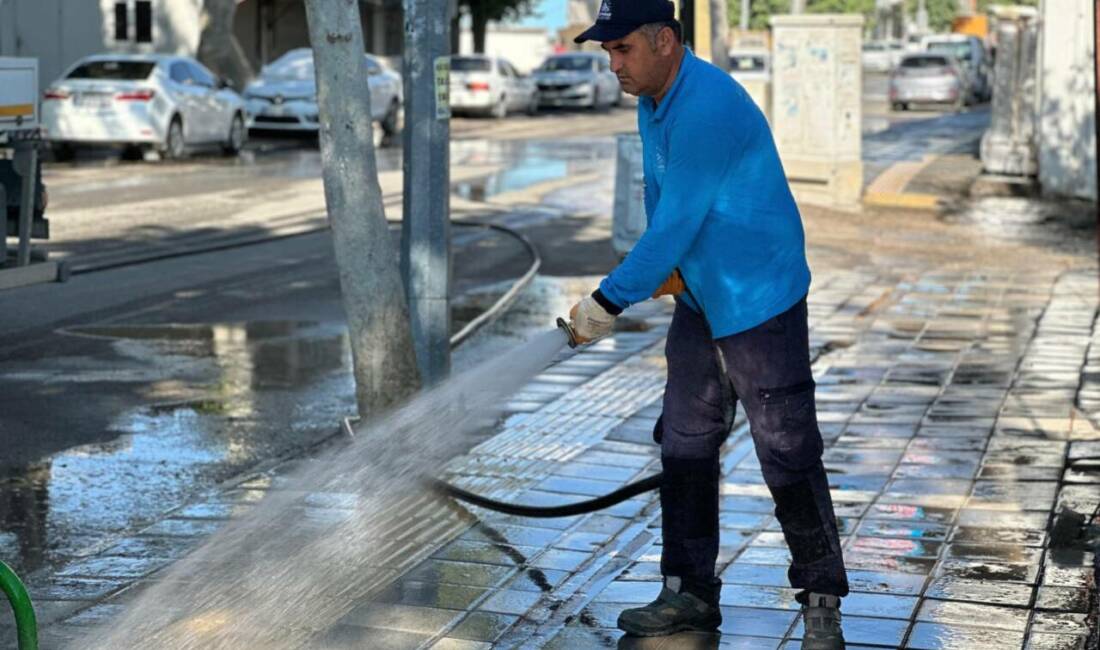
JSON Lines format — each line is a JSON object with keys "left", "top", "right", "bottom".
{"left": 569, "top": 295, "right": 615, "bottom": 344}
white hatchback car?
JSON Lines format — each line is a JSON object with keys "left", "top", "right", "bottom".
{"left": 244, "top": 49, "right": 403, "bottom": 136}
{"left": 449, "top": 55, "right": 538, "bottom": 118}
{"left": 42, "top": 54, "right": 247, "bottom": 160}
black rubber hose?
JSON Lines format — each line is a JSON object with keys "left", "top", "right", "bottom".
{"left": 429, "top": 473, "right": 663, "bottom": 518}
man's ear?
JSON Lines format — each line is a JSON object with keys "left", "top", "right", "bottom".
{"left": 657, "top": 27, "right": 676, "bottom": 56}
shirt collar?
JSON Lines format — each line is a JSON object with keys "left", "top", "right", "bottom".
{"left": 642, "top": 47, "right": 694, "bottom": 122}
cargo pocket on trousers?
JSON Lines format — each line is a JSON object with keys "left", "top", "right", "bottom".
{"left": 757, "top": 380, "right": 823, "bottom": 471}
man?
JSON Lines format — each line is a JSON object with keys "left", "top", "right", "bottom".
{"left": 568, "top": 1, "right": 848, "bottom": 648}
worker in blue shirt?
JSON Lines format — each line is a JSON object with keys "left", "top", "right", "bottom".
{"left": 568, "top": 1, "right": 848, "bottom": 647}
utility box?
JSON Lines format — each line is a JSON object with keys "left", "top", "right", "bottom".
{"left": 0, "top": 58, "right": 39, "bottom": 133}
{"left": 769, "top": 15, "right": 863, "bottom": 210}
{"left": 980, "top": 7, "right": 1039, "bottom": 176}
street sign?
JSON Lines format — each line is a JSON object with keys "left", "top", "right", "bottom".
{"left": 434, "top": 56, "right": 450, "bottom": 120}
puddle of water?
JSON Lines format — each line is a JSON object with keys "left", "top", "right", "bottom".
{"left": 0, "top": 321, "right": 356, "bottom": 576}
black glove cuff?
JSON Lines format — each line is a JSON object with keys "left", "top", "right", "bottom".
{"left": 591, "top": 289, "right": 624, "bottom": 316}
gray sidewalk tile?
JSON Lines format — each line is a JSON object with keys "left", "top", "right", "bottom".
{"left": 916, "top": 599, "right": 1029, "bottom": 632}
{"left": 789, "top": 614, "right": 908, "bottom": 646}
{"left": 924, "top": 576, "right": 1033, "bottom": 607}
{"left": 905, "top": 621, "right": 1025, "bottom": 649}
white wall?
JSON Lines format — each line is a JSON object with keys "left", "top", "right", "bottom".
{"left": 0, "top": 0, "right": 202, "bottom": 87}
{"left": 459, "top": 27, "right": 553, "bottom": 74}
{"left": 1037, "top": 0, "right": 1097, "bottom": 201}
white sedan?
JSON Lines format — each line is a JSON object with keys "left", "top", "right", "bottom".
{"left": 449, "top": 55, "right": 538, "bottom": 118}
{"left": 243, "top": 49, "right": 403, "bottom": 136}
{"left": 42, "top": 54, "right": 247, "bottom": 161}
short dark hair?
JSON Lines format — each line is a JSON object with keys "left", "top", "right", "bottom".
{"left": 639, "top": 19, "right": 682, "bottom": 47}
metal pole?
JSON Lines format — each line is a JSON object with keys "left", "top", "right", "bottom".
{"left": 402, "top": 0, "right": 452, "bottom": 384}
{"left": 790, "top": 0, "right": 805, "bottom": 15}
{"left": 13, "top": 142, "right": 36, "bottom": 267}
{"left": 740, "top": 0, "right": 749, "bottom": 30}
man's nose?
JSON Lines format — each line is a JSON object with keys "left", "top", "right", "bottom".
{"left": 609, "top": 55, "right": 623, "bottom": 74}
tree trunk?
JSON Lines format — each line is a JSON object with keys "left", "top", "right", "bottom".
{"left": 303, "top": 0, "right": 422, "bottom": 417}
{"left": 197, "top": 0, "right": 254, "bottom": 89}
{"left": 710, "top": 0, "right": 730, "bottom": 71}
{"left": 471, "top": 6, "right": 488, "bottom": 53}
{"left": 451, "top": 9, "right": 461, "bottom": 54}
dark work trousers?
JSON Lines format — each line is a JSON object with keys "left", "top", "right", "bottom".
{"left": 658, "top": 296, "right": 849, "bottom": 603}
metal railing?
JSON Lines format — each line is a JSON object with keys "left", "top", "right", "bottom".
{"left": 0, "top": 560, "right": 36, "bottom": 649}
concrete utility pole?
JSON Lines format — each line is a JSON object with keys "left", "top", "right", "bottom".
{"left": 741, "top": 0, "right": 750, "bottom": 30}
{"left": 303, "top": 0, "right": 422, "bottom": 415}
{"left": 402, "top": 0, "right": 452, "bottom": 384}
{"left": 710, "top": 0, "right": 730, "bottom": 71}
{"left": 790, "top": 0, "right": 806, "bottom": 14}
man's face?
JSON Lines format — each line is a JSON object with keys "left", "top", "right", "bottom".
{"left": 601, "top": 28, "right": 672, "bottom": 97}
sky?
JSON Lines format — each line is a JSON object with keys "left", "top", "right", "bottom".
{"left": 514, "top": 0, "right": 568, "bottom": 32}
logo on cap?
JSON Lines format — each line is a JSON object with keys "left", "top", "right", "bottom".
{"left": 598, "top": 0, "right": 612, "bottom": 20}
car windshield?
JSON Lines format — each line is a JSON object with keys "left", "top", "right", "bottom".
{"left": 863, "top": 43, "right": 885, "bottom": 51}
{"left": 264, "top": 54, "right": 315, "bottom": 81}
{"left": 901, "top": 55, "right": 951, "bottom": 69}
{"left": 451, "top": 58, "right": 491, "bottom": 72}
{"left": 729, "top": 55, "right": 766, "bottom": 72}
{"left": 540, "top": 57, "right": 593, "bottom": 72}
{"left": 927, "top": 42, "right": 972, "bottom": 62}
{"left": 67, "top": 60, "right": 156, "bottom": 80}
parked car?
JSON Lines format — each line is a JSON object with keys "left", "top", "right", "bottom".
{"left": 243, "top": 48, "right": 402, "bottom": 135}
{"left": 41, "top": 54, "right": 247, "bottom": 160}
{"left": 448, "top": 55, "right": 538, "bottom": 118}
{"left": 922, "top": 34, "right": 991, "bottom": 101}
{"left": 532, "top": 53, "right": 621, "bottom": 109}
{"left": 861, "top": 41, "right": 895, "bottom": 73}
{"left": 889, "top": 53, "right": 970, "bottom": 110}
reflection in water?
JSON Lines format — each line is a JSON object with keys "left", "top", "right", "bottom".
{"left": 451, "top": 139, "right": 614, "bottom": 201}
{"left": 0, "top": 463, "right": 51, "bottom": 574}
{"left": 0, "top": 321, "right": 353, "bottom": 575}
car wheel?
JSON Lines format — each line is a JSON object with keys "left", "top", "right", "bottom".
{"left": 51, "top": 143, "right": 75, "bottom": 162}
{"left": 891, "top": 102, "right": 903, "bottom": 111}
{"left": 491, "top": 95, "right": 507, "bottom": 119}
{"left": 590, "top": 88, "right": 600, "bottom": 110}
{"left": 222, "top": 113, "right": 245, "bottom": 156}
{"left": 381, "top": 99, "right": 400, "bottom": 136}
{"left": 526, "top": 92, "right": 539, "bottom": 116}
{"left": 163, "top": 118, "right": 186, "bottom": 160}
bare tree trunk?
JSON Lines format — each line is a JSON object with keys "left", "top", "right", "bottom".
{"left": 197, "top": 0, "right": 254, "bottom": 89}
{"left": 710, "top": 0, "right": 730, "bottom": 72}
{"left": 451, "top": 10, "right": 461, "bottom": 53}
{"left": 303, "top": 0, "right": 422, "bottom": 416}
{"left": 471, "top": 6, "right": 488, "bottom": 53}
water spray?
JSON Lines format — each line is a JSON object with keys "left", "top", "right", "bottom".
{"left": 431, "top": 317, "right": 665, "bottom": 517}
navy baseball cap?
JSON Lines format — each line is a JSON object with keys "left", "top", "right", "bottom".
{"left": 574, "top": 0, "right": 676, "bottom": 43}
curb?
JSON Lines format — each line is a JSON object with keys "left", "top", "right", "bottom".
{"left": 862, "top": 190, "right": 943, "bottom": 210}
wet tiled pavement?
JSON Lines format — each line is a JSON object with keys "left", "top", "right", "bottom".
{"left": 17, "top": 260, "right": 1097, "bottom": 649}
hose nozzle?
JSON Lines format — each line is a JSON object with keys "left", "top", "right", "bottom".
{"left": 556, "top": 317, "right": 579, "bottom": 348}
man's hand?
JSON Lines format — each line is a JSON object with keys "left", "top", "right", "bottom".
{"left": 569, "top": 295, "right": 615, "bottom": 344}
{"left": 652, "top": 270, "right": 685, "bottom": 298}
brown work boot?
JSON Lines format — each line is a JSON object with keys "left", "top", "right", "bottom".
{"left": 616, "top": 577, "right": 721, "bottom": 637}
{"left": 802, "top": 592, "right": 845, "bottom": 650}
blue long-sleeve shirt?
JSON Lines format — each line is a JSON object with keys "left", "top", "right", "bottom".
{"left": 596, "top": 49, "right": 810, "bottom": 339}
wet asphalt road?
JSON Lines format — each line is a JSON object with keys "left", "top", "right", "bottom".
{"left": 0, "top": 94, "right": 1002, "bottom": 580}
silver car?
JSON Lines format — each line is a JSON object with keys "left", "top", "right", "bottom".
{"left": 244, "top": 48, "right": 402, "bottom": 136}
{"left": 533, "top": 53, "right": 621, "bottom": 109}
{"left": 449, "top": 55, "right": 538, "bottom": 118}
{"left": 889, "top": 53, "right": 969, "bottom": 111}
{"left": 42, "top": 54, "right": 247, "bottom": 161}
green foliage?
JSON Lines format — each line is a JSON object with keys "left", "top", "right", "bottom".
{"left": 462, "top": 0, "right": 536, "bottom": 22}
